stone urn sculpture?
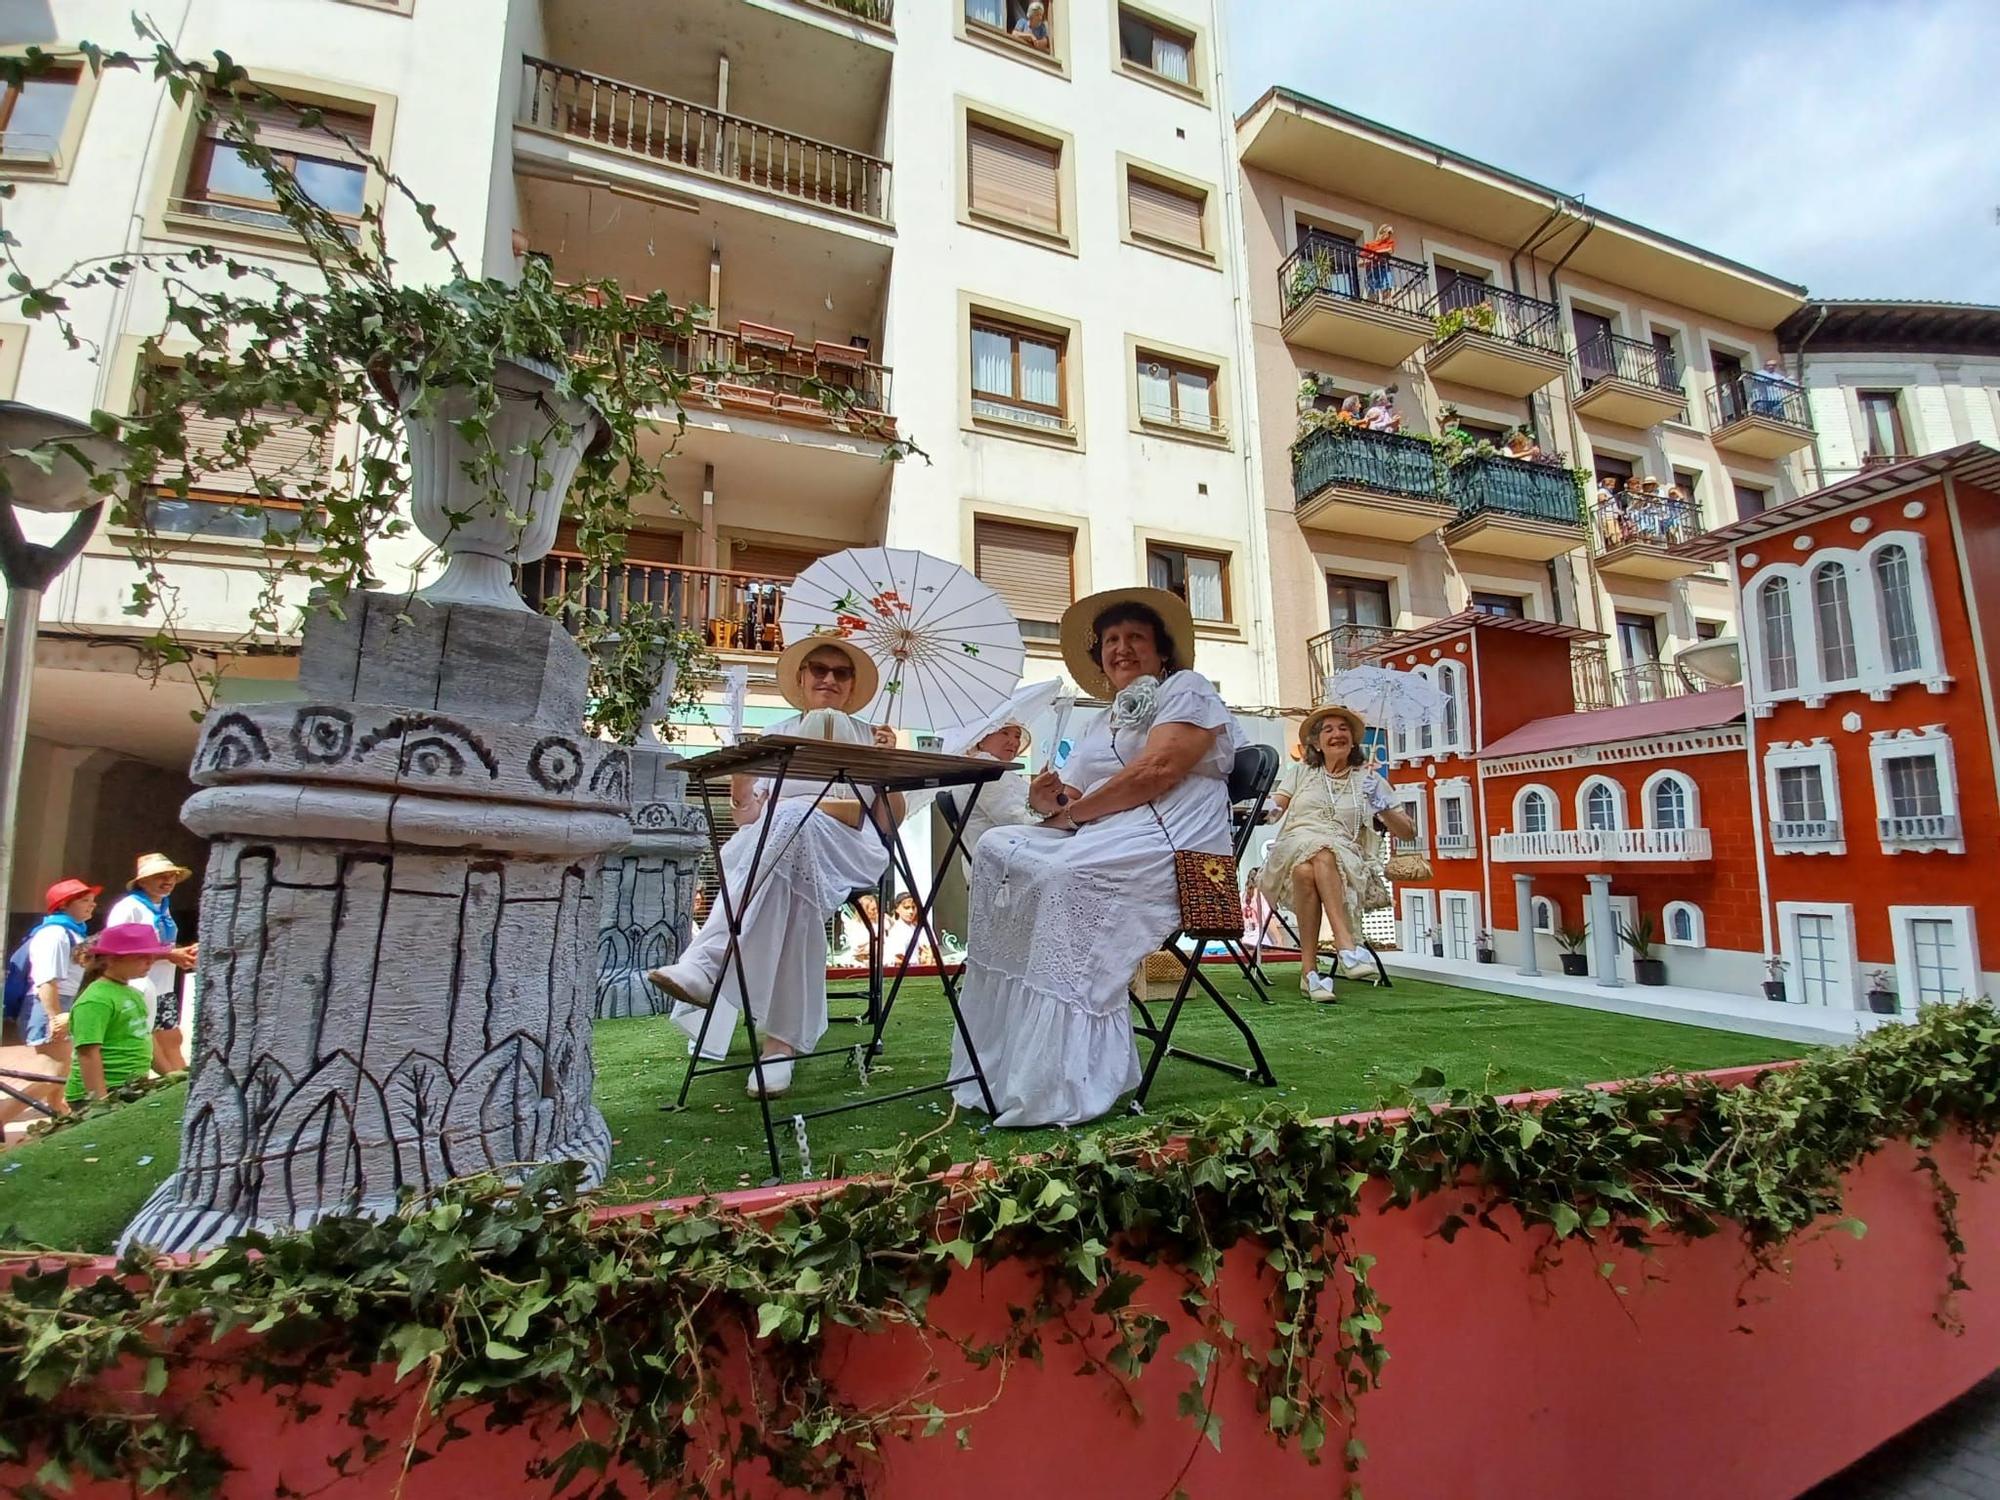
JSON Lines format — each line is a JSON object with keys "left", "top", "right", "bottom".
{"left": 396, "top": 355, "right": 601, "bottom": 611}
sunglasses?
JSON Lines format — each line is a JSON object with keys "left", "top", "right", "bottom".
{"left": 804, "top": 660, "right": 855, "bottom": 681}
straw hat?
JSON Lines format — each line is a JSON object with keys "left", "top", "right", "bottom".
{"left": 774, "top": 632, "right": 879, "bottom": 714}
{"left": 1059, "top": 586, "right": 1196, "bottom": 700}
{"left": 1299, "top": 704, "right": 1366, "bottom": 757}
{"left": 130, "top": 852, "right": 192, "bottom": 888}
{"left": 89, "top": 922, "right": 177, "bottom": 960}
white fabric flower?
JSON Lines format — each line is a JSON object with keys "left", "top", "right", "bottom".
{"left": 1108, "top": 675, "right": 1161, "bottom": 734}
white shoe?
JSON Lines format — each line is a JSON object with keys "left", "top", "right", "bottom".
{"left": 647, "top": 963, "right": 712, "bottom": 1009}
{"left": 1338, "top": 947, "right": 1376, "bottom": 978}
{"left": 746, "top": 1056, "right": 794, "bottom": 1098}
{"left": 1304, "top": 972, "right": 1335, "bottom": 1000}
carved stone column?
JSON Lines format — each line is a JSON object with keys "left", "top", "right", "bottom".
{"left": 121, "top": 593, "right": 629, "bottom": 1253}
{"left": 595, "top": 748, "right": 707, "bottom": 1019}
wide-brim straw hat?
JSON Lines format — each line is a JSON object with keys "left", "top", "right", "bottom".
{"left": 130, "top": 853, "right": 192, "bottom": 887}
{"left": 1299, "top": 704, "right": 1366, "bottom": 753}
{"left": 775, "top": 632, "right": 880, "bottom": 715}
{"left": 1059, "top": 586, "right": 1196, "bottom": 700}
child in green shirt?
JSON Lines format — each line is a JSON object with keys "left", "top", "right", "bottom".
{"left": 66, "top": 923, "right": 175, "bottom": 1105}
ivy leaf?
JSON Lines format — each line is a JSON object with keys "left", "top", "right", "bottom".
{"left": 483, "top": 1339, "right": 529, "bottom": 1361}
{"left": 389, "top": 1323, "right": 447, "bottom": 1379}
{"left": 1551, "top": 1203, "right": 1582, "bottom": 1238}
{"left": 1518, "top": 1115, "right": 1542, "bottom": 1149}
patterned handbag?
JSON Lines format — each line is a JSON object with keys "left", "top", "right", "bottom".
{"left": 1172, "top": 848, "right": 1243, "bottom": 939}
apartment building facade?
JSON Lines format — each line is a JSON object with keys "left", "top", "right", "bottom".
{"left": 2, "top": 0, "right": 1275, "bottom": 925}
{"left": 1234, "top": 88, "right": 1818, "bottom": 713}
{"left": 1781, "top": 299, "right": 2000, "bottom": 487}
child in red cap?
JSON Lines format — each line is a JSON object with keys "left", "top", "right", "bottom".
{"left": 65, "top": 923, "right": 173, "bottom": 1105}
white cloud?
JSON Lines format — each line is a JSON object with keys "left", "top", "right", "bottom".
{"left": 1225, "top": 0, "right": 2000, "bottom": 301}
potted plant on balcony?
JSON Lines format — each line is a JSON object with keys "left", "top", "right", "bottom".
{"left": 1865, "top": 969, "right": 1900, "bottom": 1016}
{"left": 1620, "top": 914, "right": 1667, "bottom": 987}
{"left": 1555, "top": 922, "right": 1590, "bottom": 977}
{"left": 1762, "top": 955, "right": 1788, "bottom": 1004}
{"left": 1474, "top": 928, "right": 1496, "bottom": 964}
{"left": 1432, "top": 301, "right": 1497, "bottom": 343}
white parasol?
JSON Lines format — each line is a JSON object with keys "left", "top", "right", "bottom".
{"left": 1327, "top": 664, "right": 1447, "bottom": 731}
{"left": 780, "top": 547, "right": 1025, "bottom": 730}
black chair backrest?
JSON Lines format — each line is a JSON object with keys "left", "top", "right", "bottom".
{"left": 937, "top": 790, "right": 965, "bottom": 834}
{"left": 1228, "top": 744, "right": 1281, "bottom": 862}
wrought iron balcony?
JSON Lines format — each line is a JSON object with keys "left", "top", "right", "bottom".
{"left": 1433, "top": 282, "right": 1564, "bottom": 355}
{"left": 1279, "top": 232, "right": 1436, "bottom": 320}
{"left": 1576, "top": 331, "right": 1681, "bottom": 395}
{"left": 1571, "top": 648, "right": 1699, "bottom": 711}
{"left": 1490, "top": 827, "right": 1713, "bottom": 862}
{"left": 1445, "top": 455, "right": 1585, "bottom": 559}
{"left": 1306, "top": 621, "right": 1402, "bottom": 689}
{"left": 1293, "top": 425, "right": 1440, "bottom": 505}
{"left": 1592, "top": 495, "right": 1703, "bottom": 550}
{"left": 1770, "top": 817, "right": 1842, "bottom": 848}
{"left": 1708, "top": 371, "right": 1814, "bottom": 458}
{"left": 518, "top": 57, "right": 892, "bottom": 222}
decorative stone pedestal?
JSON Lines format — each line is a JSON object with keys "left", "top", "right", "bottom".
{"left": 121, "top": 593, "right": 630, "bottom": 1254}
{"left": 595, "top": 748, "right": 706, "bottom": 1018}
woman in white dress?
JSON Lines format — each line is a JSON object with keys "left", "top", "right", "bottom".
{"left": 648, "top": 633, "right": 900, "bottom": 1097}
{"left": 949, "top": 587, "right": 1241, "bottom": 1127}
{"left": 1258, "top": 706, "right": 1416, "bottom": 1000}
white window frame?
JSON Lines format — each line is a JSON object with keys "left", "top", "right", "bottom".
{"left": 1867, "top": 724, "right": 1964, "bottom": 854}
{"left": 1764, "top": 739, "right": 1845, "bottom": 854}
{"left": 1777, "top": 900, "right": 1860, "bottom": 1010}
{"left": 1640, "top": 769, "right": 1699, "bottom": 831}
{"left": 1513, "top": 783, "right": 1559, "bottom": 834}
{"left": 1440, "top": 890, "right": 1481, "bottom": 960}
{"left": 1576, "top": 774, "right": 1628, "bottom": 832}
{"left": 1739, "top": 531, "right": 1950, "bottom": 710}
{"left": 1530, "top": 895, "right": 1558, "bottom": 933}
{"left": 1434, "top": 659, "right": 1470, "bottom": 755}
{"left": 1662, "top": 900, "right": 1705, "bottom": 947}
{"left": 1434, "top": 776, "right": 1474, "bottom": 857}
{"left": 1392, "top": 785, "right": 1429, "bottom": 852}
{"left": 1402, "top": 888, "right": 1436, "bottom": 952}
{"left": 1888, "top": 905, "right": 1982, "bottom": 1007}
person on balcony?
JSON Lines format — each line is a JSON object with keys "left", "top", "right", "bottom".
{"left": 1504, "top": 428, "right": 1546, "bottom": 463}
{"left": 648, "top": 633, "right": 900, "bottom": 1099}
{"left": 1258, "top": 707, "right": 1415, "bottom": 999}
{"left": 1011, "top": 0, "right": 1052, "bottom": 50}
{"left": 947, "top": 587, "right": 1242, "bottom": 1126}
{"left": 1359, "top": 223, "right": 1397, "bottom": 298}
{"left": 1363, "top": 389, "right": 1403, "bottom": 432}
{"left": 1334, "top": 393, "right": 1365, "bottom": 426}
{"left": 1749, "top": 358, "right": 1796, "bottom": 418}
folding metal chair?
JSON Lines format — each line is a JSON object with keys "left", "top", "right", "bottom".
{"left": 1128, "top": 744, "right": 1281, "bottom": 1110}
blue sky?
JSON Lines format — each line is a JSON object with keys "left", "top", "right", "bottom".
{"left": 1223, "top": 0, "right": 2000, "bottom": 303}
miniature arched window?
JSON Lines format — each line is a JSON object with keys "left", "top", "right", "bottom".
{"left": 1531, "top": 896, "right": 1558, "bottom": 933}
{"left": 1663, "top": 901, "right": 1704, "bottom": 946}
{"left": 1518, "top": 786, "right": 1554, "bottom": 834}
{"left": 1759, "top": 575, "right": 1798, "bottom": 693}
{"left": 1873, "top": 544, "right": 1922, "bottom": 675}
{"left": 1813, "top": 561, "right": 1858, "bottom": 684}
{"left": 1649, "top": 775, "right": 1687, "bottom": 830}
{"left": 1436, "top": 661, "right": 1467, "bottom": 751}
{"left": 1581, "top": 776, "right": 1623, "bottom": 832}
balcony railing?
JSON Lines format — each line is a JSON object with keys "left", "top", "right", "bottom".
{"left": 1880, "top": 813, "right": 1961, "bottom": 846}
{"left": 1571, "top": 647, "right": 1698, "bottom": 711}
{"left": 802, "top": 0, "right": 893, "bottom": 25}
{"left": 1447, "top": 453, "right": 1583, "bottom": 527}
{"left": 1435, "top": 831, "right": 1475, "bottom": 858}
{"left": 1306, "top": 620, "right": 1401, "bottom": 688}
{"left": 519, "top": 57, "right": 891, "bottom": 222}
{"left": 1592, "top": 495, "right": 1704, "bottom": 551}
{"left": 1771, "top": 817, "right": 1841, "bottom": 847}
{"left": 675, "top": 326, "right": 893, "bottom": 425}
{"left": 1433, "top": 281, "right": 1563, "bottom": 356}
{"left": 1576, "top": 331, "right": 1681, "bottom": 395}
{"left": 1391, "top": 835, "right": 1429, "bottom": 858}
{"left": 1491, "top": 827, "right": 1713, "bottom": 862}
{"left": 1708, "top": 371, "right": 1811, "bottom": 431}
{"left": 525, "top": 554, "right": 795, "bottom": 652}
{"left": 1279, "top": 232, "right": 1437, "bottom": 321}
{"left": 1293, "top": 424, "right": 1443, "bottom": 506}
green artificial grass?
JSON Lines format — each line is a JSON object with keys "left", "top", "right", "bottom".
{"left": 0, "top": 967, "right": 1804, "bottom": 1253}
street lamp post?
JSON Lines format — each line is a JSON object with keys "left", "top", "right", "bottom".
{"left": 0, "top": 402, "right": 128, "bottom": 923}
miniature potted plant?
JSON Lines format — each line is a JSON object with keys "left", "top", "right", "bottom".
{"left": 1865, "top": 969, "right": 1899, "bottom": 1015}
{"left": 1474, "top": 928, "right": 1496, "bottom": 964}
{"left": 1555, "top": 923, "right": 1589, "bottom": 976}
{"left": 1429, "top": 928, "right": 1444, "bottom": 959}
{"left": 1620, "top": 914, "right": 1666, "bottom": 987}
{"left": 1762, "top": 955, "right": 1788, "bottom": 1004}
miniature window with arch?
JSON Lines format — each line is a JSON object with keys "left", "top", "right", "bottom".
{"left": 1531, "top": 896, "right": 1558, "bottom": 933}
{"left": 1519, "top": 787, "right": 1553, "bottom": 834}
{"left": 1663, "top": 901, "right": 1704, "bottom": 946}
{"left": 1582, "top": 779, "right": 1621, "bottom": 831}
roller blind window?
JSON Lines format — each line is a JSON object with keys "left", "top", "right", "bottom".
{"left": 1127, "top": 173, "right": 1206, "bottom": 253}
{"left": 974, "top": 518, "right": 1073, "bottom": 639}
{"left": 967, "top": 120, "right": 1061, "bottom": 237}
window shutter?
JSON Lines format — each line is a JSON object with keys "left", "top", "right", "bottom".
{"left": 730, "top": 541, "right": 823, "bottom": 578}
{"left": 967, "top": 122, "right": 1060, "bottom": 235}
{"left": 218, "top": 96, "right": 371, "bottom": 166}
{"left": 1128, "top": 175, "right": 1204, "bottom": 251}
{"left": 974, "top": 519, "right": 1073, "bottom": 627}
{"left": 174, "top": 400, "right": 333, "bottom": 496}
{"left": 553, "top": 521, "right": 682, "bottom": 563}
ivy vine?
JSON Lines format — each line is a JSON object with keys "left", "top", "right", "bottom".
{"left": 4, "top": 1001, "right": 1996, "bottom": 1499}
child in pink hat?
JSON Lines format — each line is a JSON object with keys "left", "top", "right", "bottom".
{"left": 65, "top": 923, "right": 175, "bottom": 1105}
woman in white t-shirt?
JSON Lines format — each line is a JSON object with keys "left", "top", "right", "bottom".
{"left": 102, "top": 853, "right": 198, "bottom": 1073}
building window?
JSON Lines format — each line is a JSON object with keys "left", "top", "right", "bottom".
{"left": 1873, "top": 544, "right": 1923, "bottom": 674}
{"left": 1648, "top": 775, "right": 1688, "bottom": 830}
{"left": 182, "top": 94, "right": 372, "bottom": 237}
{"left": 965, "top": 118, "right": 1063, "bottom": 240}
{"left": 1327, "top": 574, "right": 1391, "bottom": 629}
{"left": 1117, "top": 7, "right": 1195, "bottom": 87}
{"left": 1434, "top": 779, "right": 1472, "bottom": 855}
{"left": 1734, "top": 482, "right": 1769, "bottom": 520}
{"left": 1883, "top": 754, "right": 1942, "bottom": 818}
{"left": 964, "top": 0, "right": 1054, "bottom": 54}
{"left": 972, "top": 517, "right": 1074, "bottom": 641}
{"left": 1776, "top": 764, "right": 1827, "bottom": 823}
{"left": 1857, "top": 389, "right": 1909, "bottom": 463}
{"left": 1126, "top": 170, "right": 1207, "bottom": 255}
{"left": 1890, "top": 907, "right": 1977, "bottom": 1006}
{"left": 1696, "top": 619, "right": 1724, "bottom": 641}
{"left": 1146, "top": 542, "right": 1229, "bottom": 623}
{"left": 1470, "top": 591, "right": 1526, "bottom": 617}
{"left": 1135, "top": 351, "right": 1221, "bottom": 435}
{"left": 1663, "top": 901, "right": 1704, "bottom": 946}
{"left": 1435, "top": 660, "right": 1467, "bottom": 752}
{"left": 1531, "top": 896, "right": 1558, "bottom": 934}
{"left": 1651, "top": 329, "right": 1683, "bottom": 391}
{"left": 140, "top": 365, "right": 333, "bottom": 539}
{"left": 1518, "top": 787, "right": 1553, "bottom": 834}
{"left": 1812, "top": 562, "right": 1858, "bottom": 683}
{"left": 1869, "top": 725, "right": 1962, "bottom": 853}
{"left": 1615, "top": 610, "right": 1661, "bottom": 670}
{"left": 1767, "top": 739, "right": 1844, "bottom": 853}
{"left": 1582, "top": 779, "right": 1621, "bottom": 832}
{"left": 0, "top": 62, "right": 81, "bottom": 164}
{"left": 1790, "top": 910, "right": 1845, "bottom": 1006}
{"left": 1674, "top": 468, "right": 1702, "bottom": 505}
{"left": 1908, "top": 920, "right": 1955, "bottom": 1000}
{"left": 1758, "top": 575, "right": 1798, "bottom": 692}
{"left": 971, "top": 317, "right": 1067, "bottom": 431}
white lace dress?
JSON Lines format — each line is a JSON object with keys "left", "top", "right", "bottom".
{"left": 949, "top": 671, "right": 1241, "bottom": 1126}
{"left": 1256, "top": 766, "right": 1394, "bottom": 933}
{"left": 667, "top": 710, "right": 889, "bottom": 1059}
